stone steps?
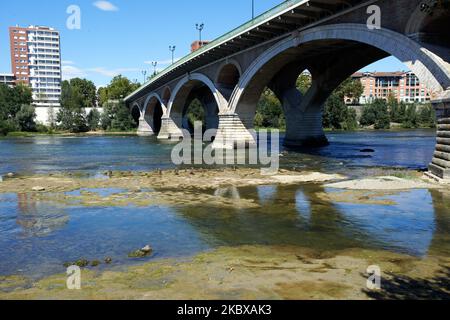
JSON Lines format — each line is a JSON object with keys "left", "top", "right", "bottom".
{"left": 429, "top": 101, "right": 450, "bottom": 180}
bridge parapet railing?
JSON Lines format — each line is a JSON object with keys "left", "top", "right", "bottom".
{"left": 126, "top": 0, "right": 308, "bottom": 100}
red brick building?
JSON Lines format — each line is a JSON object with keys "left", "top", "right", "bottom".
{"left": 351, "top": 71, "right": 432, "bottom": 105}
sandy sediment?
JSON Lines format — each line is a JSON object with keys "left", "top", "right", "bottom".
{"left": 0, "top": 168, "right": 345, "bottom": 194}
{"left": 325, "top": 176, "right": 442, "bottom": 191}
{"left": 0, "top": 245, "right": 448, "bottom": 300}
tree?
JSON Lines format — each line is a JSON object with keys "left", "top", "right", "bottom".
{"left": 101, "top": 100, "right": 137, "bottom": 132}
{"left": 323, "top": 93, "right": 348, "bottom": 129}
{"left": 15, "top": 105, "right": 37, "bottom": 132}
{"left": 69, "top": 78, "right": 97, "bottom": 108}
{"left": 419, "top": 104, "right": 436, "bottom": 128}
{"left": 402, "top": 104, "right": 419, "bottom": 128}
{"left": 335, "top": 78, "right": 364, "bottom": 104}
{"left": 110, "top": 101, "right": 136, "bottom": 131}
{"left": 97, "top": 87, "right": 109, "bottom": 107}
{"left": 255, "top": 88, "right": 284, "bottom": 128}
{"left": 186, "top": 99, "right": 205, "bottom": 131}
{"left": 360, "top": 99, "right": 390, "bottom": 129}
{"left": 87, "top": 109, "right": 101, "bottom": 131}
{"left": 296, "top": 72, "right": 312, "bottom": 95}
{"left": 57, "top": 80, "right": 89, "bottom": 133}
{"left": 104, "top": 75, "right": 140, "bottom": 101}
{"left": 0, "top": 83, "right": 33, "bottom": 135}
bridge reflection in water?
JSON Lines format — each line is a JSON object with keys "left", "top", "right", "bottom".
{"left": 0, "top": 185, "right": 449, "bottom": 277}
{"left": 174, "top": 185, "right": 449, "bottom": 258}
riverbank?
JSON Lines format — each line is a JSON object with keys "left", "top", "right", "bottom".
{"left": 1, "top": 244, "right": 449, "bottom": 300}
{"left": 4, "top": 130, "right": 138, "bottom": 138}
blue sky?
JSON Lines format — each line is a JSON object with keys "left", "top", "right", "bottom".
{"left": 0, "top": 0, "right": 407, "bottom": 87}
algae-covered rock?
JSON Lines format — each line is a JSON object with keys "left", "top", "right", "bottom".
{"left": 128, "top": 245, "right": 153, "bottom": 258}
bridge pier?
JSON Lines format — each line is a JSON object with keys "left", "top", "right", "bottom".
{"left": 428, "top": 90, "right": 450, "bottom": 182}
{"left": 284, "top": 110, "right": 328, "bottom": 148}
{"left": 137, "top": 116, "right": 154, "bottom": 136}
{"left": 212, "top": 113, "right": 257, "bottom": 149}
{"left": 276, "top": 86, "right": 328, "bottom": 148}
{"left": 158, "top": 116, "right": 185, "bottom": 140}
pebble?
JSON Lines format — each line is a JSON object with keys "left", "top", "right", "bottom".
{"left": 32, "top": 186, "right": 46, "bottom": 192}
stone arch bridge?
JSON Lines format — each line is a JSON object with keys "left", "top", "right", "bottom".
{"left": 125, "top": 0, "right": 450, "bottom": 180}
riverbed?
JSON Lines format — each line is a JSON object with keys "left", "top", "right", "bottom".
{"left": 0, "top": 129, "right": 449, "bottom": 300}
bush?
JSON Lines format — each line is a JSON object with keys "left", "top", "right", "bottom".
{"left": 0, "top": 119, "right": 17, "bottom": 136}
{"left": 15, "top": 105, "right": 37, "bottom": 132}
{"left": 87, "top": 109, "right": 101, "bottom": 131}
{"left": 360, "top": 99, "right": 391, "bottom": 129}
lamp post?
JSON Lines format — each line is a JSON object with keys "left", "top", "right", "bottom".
{"left": 252, "top": 0, "right": 254, "bottom": 19}
{"left": 169, "top": 45, "right": 176, "bottom": 64}
{"left": 141, "top": 70, "right": 147, "bottom": 83}
{"left": 195, "top": 23, "right": 204, "bottom": 44}
{"left": 151, "top": 61, "right": 157, "bottom": 75}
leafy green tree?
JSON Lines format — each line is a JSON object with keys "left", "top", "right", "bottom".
{"left": 296, "top": 73, "right": 312, "bottom": 95}
{"left": 110, "top": 101, "right": 136, "bottom": 131}
{"left": 101, "top": 100, "right": 137, "bottom": 132}
{"left": 97, "top": 87, "right": 109, "bottom": 108}
{"left": 186, "top": 99, "right": 205, "bottom": 131}
{"left": 335, "top": 78, "right": 364, "bottom": 104}
{"left": 255, "top": 88, "right": 283, "bottom": 128}
{"left": 69, "top": 78, "right": 97, "bottom": 108}
{"left": 87, "top": 109, "right": 101, "bottom": 131}
{"left": 360, "top": 99, "right": 390, "bottom": 129}
{"left": 402, "top": 104, "right": 419, "bottom": 128}
{"left": 419, "top": 104, "right": 436, "bottom": 128}
{"left": 324, "top": 93, "right": 346, "bottom": 129}
{"left": 15, "top": 105, "right": 36, "bottom": 132}
{"left": 57, "top": 80, "right": 89, "bottom": 133}
{"left": 99, "top": 75, "right": 140, "bottom": 103}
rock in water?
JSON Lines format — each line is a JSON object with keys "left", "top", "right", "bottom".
{"left": 6, "top": 173, "right": 15, "bottom": 178}
{"left": 128, "top": 245, "right": 153, "bottom": 258}
{"left": 141, "top": 245, "right": 153, "bottom": 254}
{"left": 104, "top": 257, "right": 112, "bottom": 264}
{"left": 360, "top": 149, "right": 375, "bottom": 153}
{"left": 32, "top": 186, "right": 46, "bottom": 192}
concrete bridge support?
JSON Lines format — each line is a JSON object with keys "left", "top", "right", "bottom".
{"left": 137, "top": 115, "right": 154, "bottom": 136}
{"left": 158, "top": 116, "right": 185, "bottom": 140}
{"left": 429, "top": 90, "right": 450, "bottom": 181}
{"left": 212, "top": 113, "right": 257, "bottom": 149}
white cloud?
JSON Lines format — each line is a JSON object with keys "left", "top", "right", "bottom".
{"left": 93, "top": 1, "right": 119, "bottom": 12}
{"left": 87, "top": 67, "right": 141, "bottom": 77}
{"left": 62, "top": 60, "right": 75, "bottom": 65}
{"left": 62, "top": 65, "right": 86, "bottom": 80}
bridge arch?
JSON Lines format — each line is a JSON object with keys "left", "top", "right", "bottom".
{"left": 162, "top": 86, "right": 172, "bottom": 106}
{"left": 228, "top": 23, "right": 450, "bottom": 115}
{"left": 130, "top": 102, "right": 142, "bottom": 125}
{"left": 168, "top": 73, "right": 228, "bottom": 116}
{"left": 215, "top": 59, "right": 242, "bottom": 89}
{"left": 142, "top": 93, "right": 166, "bottom": 134}
{"left": 165, "top": 73, "right": 228, "bottom": 135}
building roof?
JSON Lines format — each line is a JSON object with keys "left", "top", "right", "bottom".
{"left": 352, "top": 71, "right": 408, "bottom": 78}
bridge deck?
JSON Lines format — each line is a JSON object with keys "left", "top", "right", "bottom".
{"left": 125, "top": 0, "right": 366, "bottom": 103}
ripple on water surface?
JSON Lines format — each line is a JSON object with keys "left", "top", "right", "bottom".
{"left": 0, "top": 184, "right": 449, "bottom": 279}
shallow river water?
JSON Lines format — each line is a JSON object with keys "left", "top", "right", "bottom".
{"left": 1, "top": 129, "right": 449, "bottom": 279}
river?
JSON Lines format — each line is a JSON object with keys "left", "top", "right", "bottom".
{"left": 1, "top": 129, "right": 449, "bottom": 280}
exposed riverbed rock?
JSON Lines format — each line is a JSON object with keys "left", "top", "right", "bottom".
{"left": 31, "top": 186, "right": 46, "bottom": 192}
{"left": 325, "top": 176, "right": 441, "bottom": 190}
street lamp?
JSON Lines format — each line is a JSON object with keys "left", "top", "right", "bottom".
{"left": 169, "top": 45, "right": 176, "bottom": 64}
{"left": 252, "top": 0, "right": 254, "bottom": 19}
{"left": 141, "top": 70, "right": 147, "bottom": 83}
{"left": 195, "top": 23, "right": 204, "bottom": 44}
{"left": 151, "top": 61, "right": 158, "bottom": 75}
